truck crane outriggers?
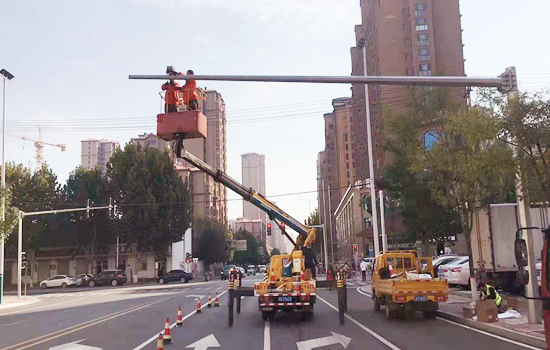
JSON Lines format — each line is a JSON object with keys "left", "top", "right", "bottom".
{"left": 156, "top": 101, "right": 318, "bottom": 321}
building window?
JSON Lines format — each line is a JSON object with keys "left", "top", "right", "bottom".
{"left": 417, "top": 33, "right": 429, "bottom": 46}
{"left": 346, "top": 163, "right": 349, "bottom": 169}
{"left": 418, "top": 48, "right": 431, "bottom": 61}
{"left": 416, "top": 18, "right": 428, "bottom": 31}
{"left": 347, "top": 171, "right": 350, "bottom": 179}
{"left": 140, "top": 260, "right": 148, "bottom": 271}
{"left": 419, "top": 63, "right": 432, "bottom": 76}
{"left": 405, "top": 52, "right": 412, "bottom": 63}
{"left": 404, "top": 38, "right": 412, "bottom": 48}
{"left": 402, "top": 8, "right": 409, "bottom": 18}
{"left": 345, "top": 144, "right": 348, "bottom": 151}
{"left": 149, "top": 139, "right": 157, "bottom": 147}
{"left": 406, "top": 68, "right": 414, "bottom": 76}
{"left": 415, "top": 3, "right": 427, "bottom": 16}
{"left": 402, "top": 23, "right": 411, "bottom": 33}
{"left": 346, "top": 153, "right": 349, "bottom": 160}
{"left": 344, "top": 133, "right": 348, "bottom": 142}
{"left": 364, "top": 218, "right": 372, "bottom": 229}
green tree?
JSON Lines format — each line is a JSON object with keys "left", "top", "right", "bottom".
{"left": 104, "top": 144, "right": 192, "bottom": 255}
{"left": 193, "top": 218, "right": 229, "bottom": 268}
{"left": 63, "top": 166, "right": 112, "bottom": 264}
{"left": 233, "top": 229, "right": 261, "bottom": 265}
{"left": 305, "top": 208, "right": 324, "bottom": 259}
{"left": 384, "top": 87, "right": 516, "bottom": 271}
{"left": 0, "top": 186, "right": 20, "bottom": 243}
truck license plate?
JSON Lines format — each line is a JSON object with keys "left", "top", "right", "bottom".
{"left": 414, "top": 296, "right": 428, "bottom": 302}
{"left": 278, "top": 296, "right": 293, "bottom": 302}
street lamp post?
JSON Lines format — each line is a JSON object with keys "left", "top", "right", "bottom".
{"left": 0, "top": 69, "right": 14, "bottom": 304}
{"left": 357, "top": 40, "right": 380, "bottom": 257}
{"left": 299, "top": 198, "right": 316, "bottom": 215}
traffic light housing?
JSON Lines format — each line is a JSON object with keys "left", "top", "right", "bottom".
{"left": 21, "top": 251, "right": 27, "bottom": 269}
{"left": 353, "top": 244, "right": 358, "bottom": 255}
{"left": 267, "top": 223, "right": 271, "bottom": 236}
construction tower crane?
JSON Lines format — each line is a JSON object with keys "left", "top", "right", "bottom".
{"left": 6, "top": 127, "right": 67, "bottom": 169}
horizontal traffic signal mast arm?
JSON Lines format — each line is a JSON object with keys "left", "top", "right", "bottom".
{"left": 129, "top": 74, "right": 506, "bottom": 89}
{"left": 180, "top": 149, "right": 309, "bottom": 237}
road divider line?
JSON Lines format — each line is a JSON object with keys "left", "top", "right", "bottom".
{"left": 436, "top": 316, "right": 541, "bottom": 350}
{"left": 356, "top": 287, "right": 372, "bottom": 297}
{"left": 132, "top": 290, "right": 228, "bottom": 350}
{"left": 6, "top": 295, "right": 175, "bottom": 350}
{"left": 263, "top": 320, "right": 270, "bottom": 350}
{"left": 0, "top": 320, "right": 26, "bottom": 328}
{"left": 317, "top": 295, "right": 401, "bottom": 350}
{"left": 0, "top": 297, "right": 87, "bottom": 317}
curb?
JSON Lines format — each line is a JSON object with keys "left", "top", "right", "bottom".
{"left": 0, "top": 296, "right": 40, "bottom": 310}
{"left": 436, "top": 310, "right": 547, "bottom": 349}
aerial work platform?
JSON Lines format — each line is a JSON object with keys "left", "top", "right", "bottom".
{"left": 156, "top": 110, "right": 207, "bottom": 141}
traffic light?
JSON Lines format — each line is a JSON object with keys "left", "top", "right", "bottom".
{"left": 21, "top": 251, "right": 27, "bottom": 269}
{"left": 267, "top": 223, "right": 271, "bottom": 236}
{"left": 353, "top": 244, "right": 358, "bottom": 255}
{"left": 280, "top": 222, "right": 286, "bottom": 234}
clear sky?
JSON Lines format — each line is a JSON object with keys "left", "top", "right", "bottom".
{"left": 1, "top": 0, "right": 549, "bottom": 226}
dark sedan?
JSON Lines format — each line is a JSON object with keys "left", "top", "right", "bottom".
{"left": 156, "top": 270, "right": 193, "bottom": 284}
{"left": 221, "top": 265, "right": 236, "bottom": 280}
{"left": 88, "top": 269, "right": 127, "bottom": 287}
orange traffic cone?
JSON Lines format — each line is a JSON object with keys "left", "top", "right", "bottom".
{"left": 214, "top": 292, "right": 220, "bottom": 307}
{"left": 156, "top": 334, "right": 164, "bottom": 350}
{"left": 176, "top": 307, "right": 183, "bottom": 327}
{"left": 196, "top": 297, "right": 201, "bottom": 313}
{"left": 389, "top": 264, "right": 396, "bottom": 278}
{"left": 208, "top": 294, "right": 212, "bottom": 307}
{"left": 163, "top": 318, "right": 171, "bottom": 344}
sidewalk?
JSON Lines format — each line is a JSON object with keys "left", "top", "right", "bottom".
{"left": 439, "top": 291, "right": 547, "bottom": 349}
{"left": 0, "top": 295, "right": 39, "bottom": 310}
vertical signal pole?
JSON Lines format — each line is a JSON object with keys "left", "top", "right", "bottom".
{"left": 17, "top": 211, "right": 22, "bottom": 297}
{"left": 505, "top": 66, "right": 541, "bottom": 324}
{"left": 379, "top": 190, "right": 387, "bottom": 251}
{"left": 228, "top": 272, "right": 234, "bottom": 326}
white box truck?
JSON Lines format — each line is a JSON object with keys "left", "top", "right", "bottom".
{"left": 471, "top": 203, "right": 550, "bottom": 292}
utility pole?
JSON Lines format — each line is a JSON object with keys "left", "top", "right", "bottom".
{"left": 504, "top": 66, "right": 541, "bottom": 324}
{"left": 327, "top": 184, "right": 334, "bottom": 266}
{"left": 379, "top": 190, "right": 387, "bottom": 251}
{"left": 356, "top": 39, "right": 380, "bottom": 257}
{"left": 319, "top": 178, "right": 330, "bottom": 272}
{"left": 116, "top": 236, "right": 120, "bottom": 270}
{"left": 0, "top": 69, "right": 14, "bottom": 304}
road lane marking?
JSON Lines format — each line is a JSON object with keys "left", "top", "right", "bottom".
{"left": 131, "top": 290, "right": 228, "bottom": 350}
{"left": 356, "top": 287, "right": 372, "bottom": 297}
{"left": 316, "top": 295, "right": 401, "bottom": 350}
{"left": 0, "top": 320, "right": 26, "bottom": 328}
{"left": 436, "top": 316, "right": 541, "bottom": 350}
{"left": 263, "top": 320, "right": 270, "bottom": 350}
{"left": 0, "top": 298, "right": 87, "bottom": 317}
{"left": 4, "top": 296, "right": 174, "bottom": 350}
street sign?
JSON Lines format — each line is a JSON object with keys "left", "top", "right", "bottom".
{"left": 185, "top": 334, "right": 220, "bottom": 350}
{"left": 296, "top": 332, "right": 351, "bottom": 350}
{"left": 233, "top": 239, "right": 247, "bottom": 251}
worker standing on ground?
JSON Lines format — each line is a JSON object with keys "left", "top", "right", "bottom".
{"left": 478, "top": 282, "right": 506, "bottom": 313}
{"left": 301, "top": 242, "right": 318, "bottom": 279}
{"left": 182, "top": 70, "right": 200, "bottom": 111}
{"left": 360, "top": 258, "right": 368, "bottom": 283}
{"left": 161, "top": 70, "right": 184, "bottom": 113}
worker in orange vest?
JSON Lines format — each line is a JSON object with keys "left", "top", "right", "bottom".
{"left": 182, "top": 70, "right": 199, "bottom": 111}
{"left": 161, "top": 70, "right": 184, "bottom": 113}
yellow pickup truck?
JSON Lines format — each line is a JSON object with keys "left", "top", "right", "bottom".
{"left": 371, "top": 251, "right": 449, "bottom": 319}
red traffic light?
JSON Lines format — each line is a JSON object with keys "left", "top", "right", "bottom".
{"left": 281, "top": 222, "right": 285, "bottom": 228}
{"left": 267, "top": 223, "right": 271, "bottom": 229}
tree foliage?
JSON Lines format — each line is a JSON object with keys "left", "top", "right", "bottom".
{"left": 105, "top": 144, "right": 192, "bottom": 255}
{"left": 193, "top": 218, "right": 229, "bottom": 267}
{"left": 383, "top": 87, "right": 516, "bottom": 267}
{"left": 0, "top": 186, "right": 20, "bottom": 242}
{"left": 305, "top": 208, "right": 324, "bottom": 259}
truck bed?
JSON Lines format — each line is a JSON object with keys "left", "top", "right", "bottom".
{"left": 373, "top": 278, "right": 449, "bottom": 302}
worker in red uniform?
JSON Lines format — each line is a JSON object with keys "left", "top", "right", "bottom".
{"left": 182, "top": 70, "right": 199, "bottom": 111}
{"left": 161, "top": 70, "right": 184, "bottom": 113}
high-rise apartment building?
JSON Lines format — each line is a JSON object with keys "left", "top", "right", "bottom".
{"left": 350, "top": 0, "right": 465, "bottom": 179}
{"left": 179, "top": 90, "right": 228, "bottom": 225}
{"left": 81, "top": 139, "right": 119, "bottom": 176}
{"left": 319, "top": 97, "right": 355, "bottom": 251}
{"left": 241, "top": 153, "right": 267, "bottom": 245}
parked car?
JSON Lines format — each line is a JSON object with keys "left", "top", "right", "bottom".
{"left": 75, "top": 274, "right": 94, "bottom": 287}
{"left": 432, "top": 255, "right": 460, "bottom": 278}
{"left": 439, "top": 256, "right": 470, "bottom": 287}
{"left": 89, "top": 269, "right": 127, "bottom": 287}
{"left": 259, "top": 265, "right": 267, "bottom": 273}
{"left": 364, "top": 258, "right": 375, "bottom": 271}
{"left": 221, "top": 265, "right": 236, "bottom": 280}
{"left": 40, "top": 275, "right": 77, "bottom": 289}
{"left": 247, "top": 265, "right": 256, "bottom": 276}
{"left": 157, "top": 270, "right": 193, "bottom": 284}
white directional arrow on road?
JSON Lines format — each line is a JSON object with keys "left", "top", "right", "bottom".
{"left": 296, "top": 332, "right": 351, "bottom": 350}
{"left": 185, "top": 334, "right": 220, "bottom": 350}
{"left": 48, "top": 339, "right": 102, "bottom": 350}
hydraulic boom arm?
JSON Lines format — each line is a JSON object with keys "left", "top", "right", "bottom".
{"left": 180, "top": 149, "right": 310, "bottom": 240}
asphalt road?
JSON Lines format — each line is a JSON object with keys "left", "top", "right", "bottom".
{"left": 0, "top": 275, "right": 542, "bottom": 350}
